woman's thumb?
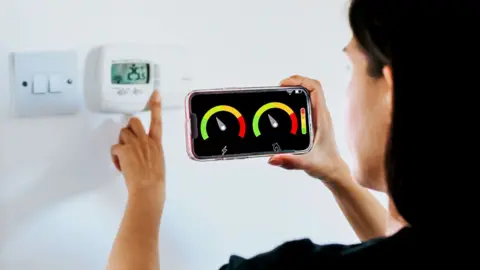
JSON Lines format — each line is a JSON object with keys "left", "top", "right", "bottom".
{"left": 268, "top": 155, "right": 304, "bottom": 170}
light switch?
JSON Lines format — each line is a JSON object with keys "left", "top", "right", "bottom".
{"left": 12, "top": 50, "right": 80, "bottom": 117}
{"left": 33, "top": 74, "right": 48, "bottom": 94}
{"left": 49, "top": 74, "right": 63, "bottom": 93}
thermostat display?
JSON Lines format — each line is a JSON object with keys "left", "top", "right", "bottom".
{"left": 111, "top": 63, "right": 150, "bottom": 85}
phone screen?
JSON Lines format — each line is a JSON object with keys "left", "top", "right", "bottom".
{"left": 188, "top": 87, "right": 313, "bottom": 160}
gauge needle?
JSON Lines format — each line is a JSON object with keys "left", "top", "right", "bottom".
{"left": 216, "top": 117, "right": 227, "bottom": 131}
{"left": 268, "top": 114, "right": 278, "bottom": 128}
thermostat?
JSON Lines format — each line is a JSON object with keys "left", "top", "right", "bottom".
{"left": 97, "top": 45, "right": 160, "bottom": 113}
{"left": 96, "top": 44, "right": 191, "bottom": 113}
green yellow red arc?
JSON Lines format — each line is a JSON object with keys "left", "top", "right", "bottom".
{"left": 200, "top": 105, "right": 246, "bottom": 140}
{"left": 253, "top": 102, "right": 298, "bottom": 137}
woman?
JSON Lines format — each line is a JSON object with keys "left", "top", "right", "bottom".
{"left": 106, "top": 0, "right": 474, "bottom": 268}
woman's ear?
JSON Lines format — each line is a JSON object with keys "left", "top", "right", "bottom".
{"left": 382, "top": 66, "right": 393, "bottom": 108}
{"left": 383, "top": 66, "right": 393, "bottom": 89}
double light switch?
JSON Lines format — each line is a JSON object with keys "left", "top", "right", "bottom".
{"left": 13, "top": 50, "right": 80, "bottom": 117}
{"left": 32, "top": 74, "right": 67, "bottom": 94}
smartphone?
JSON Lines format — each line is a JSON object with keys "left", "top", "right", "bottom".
{"left": 185, "top": 86, "right": 314, "bottom": 161}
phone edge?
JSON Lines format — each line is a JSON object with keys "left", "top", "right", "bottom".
{"left": 184, "top": 86, "right": 315, "bottom": 162}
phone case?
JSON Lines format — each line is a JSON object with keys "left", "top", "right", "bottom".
{"left": 184, "top": 86, "right": 314, "bottom": 161}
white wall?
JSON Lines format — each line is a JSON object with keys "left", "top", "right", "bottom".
{"left": 0, "top": 0, "right": 387, "bottom": 269}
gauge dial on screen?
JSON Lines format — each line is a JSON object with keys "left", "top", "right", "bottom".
{"left": 252, "top": 102, "right": 299, "bottom": 137}
{"left": 200, "top": 105, "right": 246, "bottom": 140}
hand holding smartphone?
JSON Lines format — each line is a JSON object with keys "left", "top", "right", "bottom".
{"left": 185, "top": 86, "right": 314, "bottom": 161}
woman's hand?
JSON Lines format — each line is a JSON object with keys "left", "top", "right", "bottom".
{"left": 268, "top": 75, "right": 350, "bottom": 185}
{"left": 111, "top": 91, "right": 166, "bottom": 202}
{"left": 269, "top": 76, "right": 393, "bottom": 241}
{"left": 107, "top": 91, "right": 165, "bottom": 270}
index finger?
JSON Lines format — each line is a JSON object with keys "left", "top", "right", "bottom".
{"left": 280, "top": 75, "right": 326, "bottom": 108}
{"left": 148, "top": 90, "right": 163, "bottom": 143}
{"left": 280, "top": 75, "right": 322, "bottom": 93}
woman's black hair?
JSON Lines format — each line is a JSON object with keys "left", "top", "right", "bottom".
{"left": 349, "top": 0, "right": 392, "bottom": 78}
{"left": 349, "top": 0, "right": 478, "bottom": 229}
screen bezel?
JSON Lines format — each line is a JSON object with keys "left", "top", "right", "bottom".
{"left": 185, "top": 86, "right": 314, "bottom": 161}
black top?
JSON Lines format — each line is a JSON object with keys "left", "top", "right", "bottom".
{"left": 218, "top": 227, "right": 424, "bottom": 269}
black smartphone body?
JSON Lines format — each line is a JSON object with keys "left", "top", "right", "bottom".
{"left": 185, "top": 86, "right": 314, "bottom": 161}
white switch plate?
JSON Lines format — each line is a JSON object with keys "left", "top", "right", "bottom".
{"left": 12, "top": 50, "right": 80, "bottom": 117}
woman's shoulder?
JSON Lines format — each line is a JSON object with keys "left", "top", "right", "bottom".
{"left": 218, "top": 227, "right": 418, "bottom": 270}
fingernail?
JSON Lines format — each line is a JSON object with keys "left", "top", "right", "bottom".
{"left": 153, "top": 90, "right": 161, "bottom": 102}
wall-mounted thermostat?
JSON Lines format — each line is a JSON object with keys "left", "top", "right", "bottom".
{"left": 97, "top": 44, "right": 191, "bottom": 113}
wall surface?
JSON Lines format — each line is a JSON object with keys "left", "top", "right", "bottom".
{"left": 0, "top": 0, "right": 387, "bottom": 269}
